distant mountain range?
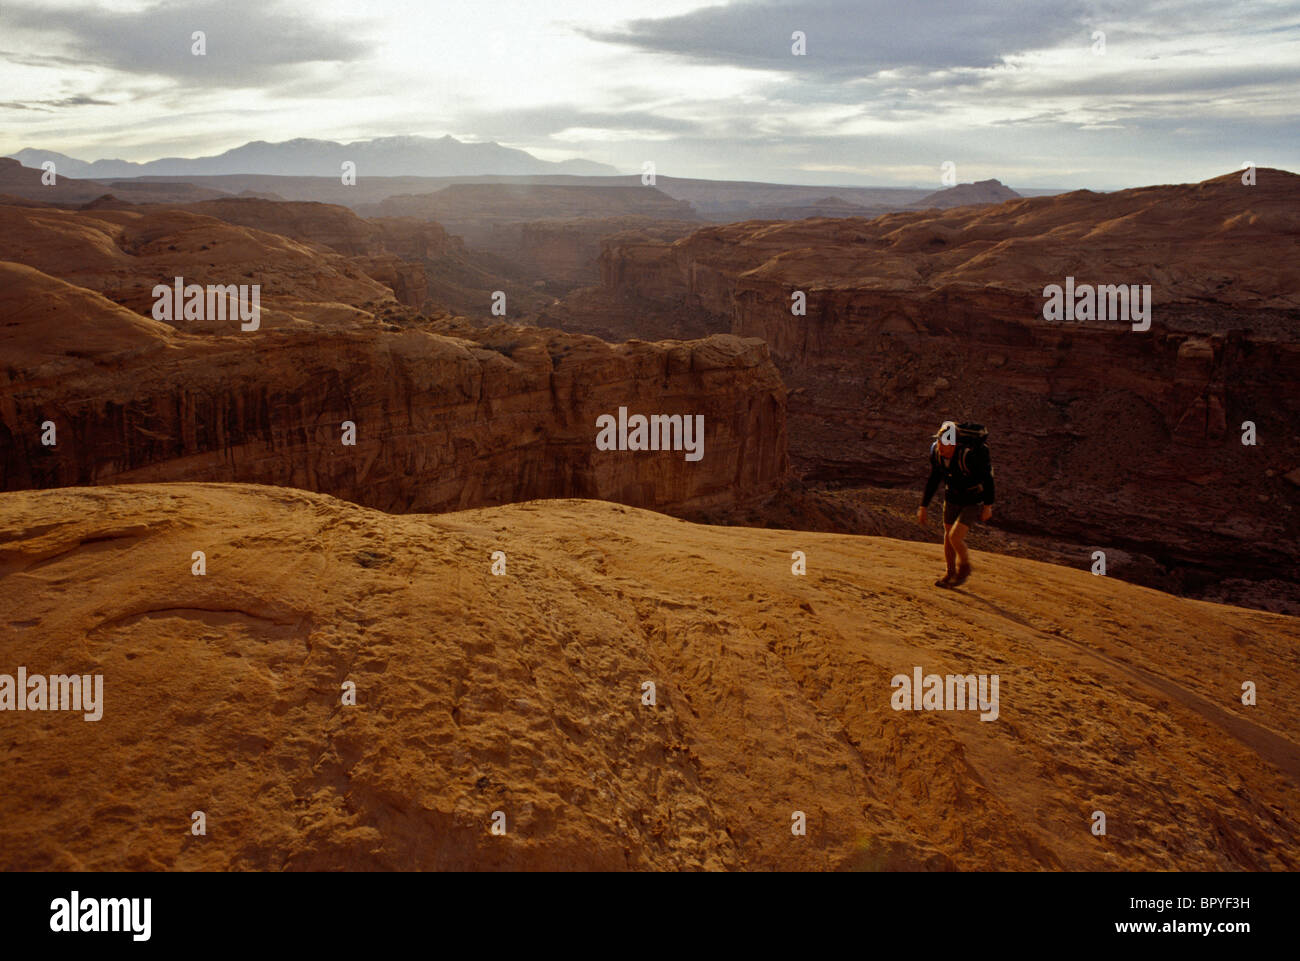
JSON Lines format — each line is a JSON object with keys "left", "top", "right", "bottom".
{"left": 7, "top": 135, "right": 619, "bottom": 180}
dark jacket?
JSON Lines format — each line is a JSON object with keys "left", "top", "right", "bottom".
{"left": 921, "top": 441, "right": 995, "bottom": 507}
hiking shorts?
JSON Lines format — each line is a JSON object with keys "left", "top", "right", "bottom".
{"left": 944, "top": 501, "right": 985, "bottom": 527}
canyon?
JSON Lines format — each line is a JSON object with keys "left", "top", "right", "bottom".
{"left": 0, "top": 198, "right": 785, "bottom": 516}
{"left": 527, "top": 170, "right": 1300, "bottom": 610}
{"left": 356, "top": 185, "right": 702, "bottom": 296}
{"left": 0, "top": 161, "right": 1297, "bottom": 874}
{"left": 2, "top": 167, "right": 1296, "bottom": 612}
{"left": 0, "top": 266, "right": 785, "bottom": 516}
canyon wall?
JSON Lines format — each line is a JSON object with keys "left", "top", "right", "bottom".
{"left": 0, "top": 203, "right": 788, "bottom": 516}
{"left": 0, "top": 265, "right": 785, "bottom": 514}
{"left": 557, "top": 170, "right": 1300, "bottom": 600}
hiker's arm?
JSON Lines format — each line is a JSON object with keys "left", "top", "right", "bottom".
{"left": 981, "top": 448, "right": 995, "bottom": 504}
{"left": 921, "top": 459, "right": 942, "bottom": 507}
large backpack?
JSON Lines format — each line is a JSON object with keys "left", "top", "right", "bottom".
{"left": 933, "top": 422, "right": 990, "bottom": 487}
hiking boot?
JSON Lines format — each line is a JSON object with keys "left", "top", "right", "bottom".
{"left": 951, "top": 564, "right": 972, "bottom": 587}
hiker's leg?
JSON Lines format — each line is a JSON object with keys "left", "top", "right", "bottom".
{"left": 943, "top": 526, "right": 957, "bottom": 573}
{"left": 948, "top": 521, "right": 970, "bottom": 571}
{"left": 935, "top": 506, "right": 959, "bottom": 586}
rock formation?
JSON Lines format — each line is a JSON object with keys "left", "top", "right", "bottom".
{"left": 169, "top": 197, "right": 571, "bottom": 317}
{"left": 534, "top": 170, "right": 1300, "bottom": 608}
{"left": 0, "top": 250, "right": 787, "bottom": 515}
{"left": 0, "top": 202, "right": 397, "bottom": 331}
{"left": 0, "top": 484, "right": 1295, "bottom": 870}
{"left": 909, "top": 179, "right": 1022, "bottom": 209}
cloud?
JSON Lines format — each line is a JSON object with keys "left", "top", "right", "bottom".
{"left": 2, "top": 0, "right": 371, "bottom": 89}
{"left": 0, "top": 49, "right": 90, "bottom": 69}
{"left": 0, "top": 0, "right": 1293, "bottom": 187}
{"left": 580, "top": 0, "right": 1095, "bottom": 78}
{"left": 0, "top": 96, "right": 114, "bottom": 111}
{"left": 1017, "top": 62, "right": 1300, "bottom": 100}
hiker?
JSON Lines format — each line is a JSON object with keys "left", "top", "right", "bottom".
{"left": 916, "top": 421, "right": 995, "bottom": 588}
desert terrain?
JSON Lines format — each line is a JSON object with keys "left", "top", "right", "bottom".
{"left": 1, "top": 484, "right": 1295, "bottom": 870}
{"left": 0, "top": 153, "right": 1297, "bottom": 872}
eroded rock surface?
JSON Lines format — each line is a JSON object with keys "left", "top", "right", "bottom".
{"left": 0, "top": 484, "right": 1295, "bottom": 870}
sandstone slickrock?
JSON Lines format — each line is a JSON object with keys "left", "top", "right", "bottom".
{"left": 541, "top": 170, "right": 1300, "bottom": 607}
{"left": 0, "top": 484, "right": 1295, "bottom": 870}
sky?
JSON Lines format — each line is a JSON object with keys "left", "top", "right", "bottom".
{"left": 0, "top": 0, "right": 1297, "bottom": 189}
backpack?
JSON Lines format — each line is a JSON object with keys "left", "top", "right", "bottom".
{"left": 932, "top": 422, "right": 990, "bottom": 484}
{"left": 954, "top": 422, "right": 988, "bottom": 447}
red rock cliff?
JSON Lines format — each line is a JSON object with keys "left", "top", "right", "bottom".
{"left": 0, "top": 259, "right": 787, "bottom": 515}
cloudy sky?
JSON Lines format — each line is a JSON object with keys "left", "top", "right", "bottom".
{"left": 1, "top": 0, "right": 1296, "bottom": 188}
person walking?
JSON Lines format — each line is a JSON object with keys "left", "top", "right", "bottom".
{"left": 917, "top": 421, "right": 995, "bottom": 588}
